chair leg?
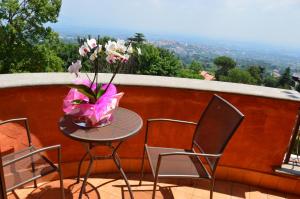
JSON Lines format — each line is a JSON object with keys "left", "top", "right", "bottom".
{"left": 210, "top": 178, "right": 215, "bottom": 199}
{"left": 30, "top": 155, "right": 37, "bottom": 188}
{"left": 59, "top": 169, "right": 65, "bottom": 199}
{"left": 57, "top": 147, "right": 65, "bottom": 199}
{"left": 33, "top": 180, "right": 37, "bottom": 188}
{"left": 152, "top": 175, "right": 159, "bottom": 199}
{"left": 139, "top": 145, "right": 147, "bottom": 185}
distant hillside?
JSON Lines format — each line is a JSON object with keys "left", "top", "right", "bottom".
{"left": 151, "top": 40, "right": 300, "bottom": 73}
{"left": 56, "top": 29, "right": 300, "bottom": 74}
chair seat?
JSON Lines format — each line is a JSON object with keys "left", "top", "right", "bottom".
{"left": 2, "top": 146, "right": 57, "bottom": 191}
{"left": 145, "top": 145, "right": 211, "bottom": 179}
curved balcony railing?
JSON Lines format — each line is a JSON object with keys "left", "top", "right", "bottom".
{"left": 0, "top": 73, "right": 300, "bottom": 195}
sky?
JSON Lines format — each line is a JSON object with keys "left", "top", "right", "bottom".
{"left": 54, "top": 0, "right": 300, "bottom": 49}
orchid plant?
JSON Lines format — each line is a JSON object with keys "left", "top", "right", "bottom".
{"left": 67, "top": 38, "right": 141, "bottom": 105}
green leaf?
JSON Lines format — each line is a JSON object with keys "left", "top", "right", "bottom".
{"left": 72, "top": 99, "right": 86, "bottom": 104}
{"left": 96, "top": 83, "right": 102, "bottom": 93}
{"left": 97, "top": 89, "right": 105, "bottom": 99}
{"left": 96, "top": 83, "right": 104, "bottom": 99}
{"left": 68, "top": 84, "right": 96, "bottom": 103}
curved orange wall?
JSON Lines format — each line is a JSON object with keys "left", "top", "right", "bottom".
{"left": 0, "top": 85, "right": 299, "bottom": 193}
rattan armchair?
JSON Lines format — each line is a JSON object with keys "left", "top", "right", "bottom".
{"left": 0, "top": 118, "right": 64, "bottom": 199}
{"left": 140, "top": 94, "right": 244, "bottom": 199}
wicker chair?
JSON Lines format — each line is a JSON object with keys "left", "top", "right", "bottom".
{"left": 139, "top": 94, "right": 244, "bottom": 199}
{"left": 0, "top": 118, "right": 64, "bottom": 199}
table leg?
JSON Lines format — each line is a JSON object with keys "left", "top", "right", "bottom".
{"left": 77, "top": 151, "right": 89, "bottom": 183}
{"left": 78, "top": 144, "right": 94, "bottom": 199}
{"left": 113, "top": 152, "right": 134, "bottom": 199}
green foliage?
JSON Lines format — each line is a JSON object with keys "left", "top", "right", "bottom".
{"left": 97, "top": 36, "right": 115, "bottom": 45}
{"left": 0, "top": 0, "right": 63, "bottom": 73}
{"left": 214, "top": 56, "right": 236, "bottom": 68}
{"left": 55, "top": 42, "right": 79, "bottom": 70}
{"left": 176, "top": 60, "right": 203, "bottom": 79}
{"left": 68, "top": 82, "right": 106, "bottom": 104}
{"left": 177, "top": 69, "right": 203, "bottom": 79}
{"left": 277, "top": 67, "right": 294, "bottom": 89}
{"left": 220, "top": 68, "right": 257, "bottom": 85}
{"left": 137, "top": 44, "right": 182, "bottom": 76}
{"left": 189, "top": 60, "right": 203, "bottom": 73}
{"left": 214, "top": 56, "right": 236, "bottom": 80}
{"left": 68, "top": 84, "right": 97, "bottom": 103}
{"left": 128, "top": 33, "right": 146, "bottom": 45}
{"left": 264, "top": 75, "right": 278, "bottom": 88}
{"left": 247, "top": 65, "right": 265, "bottom": 85}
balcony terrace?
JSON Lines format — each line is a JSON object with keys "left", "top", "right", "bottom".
{"left": 0, "top": 73, "right": 300, "bottom": 199}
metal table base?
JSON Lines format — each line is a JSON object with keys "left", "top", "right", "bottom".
{"left": 59, "top": 108, "right": 143, "bottom": 199}
{"left": 77, "top": 141, "right": 134, "bottom": 199}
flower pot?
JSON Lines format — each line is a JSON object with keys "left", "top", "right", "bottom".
{"left": 63, "top": 82, "right": 123, "bottom": 128}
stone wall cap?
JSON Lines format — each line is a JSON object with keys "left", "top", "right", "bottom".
{"left": 0, "top": 73, "right": 299, "bottom": 102}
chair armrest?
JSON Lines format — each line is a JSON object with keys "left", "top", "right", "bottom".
{"left": 3, "top": 145, "right": 61, "bottom": 167}
{"left": 144, "top": 118, "right": 197, "bottom": 144}
{"left": 159, "top": 151, "right": 222, "bottom": 158}
{"left": 0, "top": 118, "right": 32, "bottom": 146}
{"left": 0, "top": 118, "right": 28, "bottom": 125}
{"left": 147, "top": 118, "right": 197, "bottom": 125}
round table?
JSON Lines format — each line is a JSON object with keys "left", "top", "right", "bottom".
{"left": 59, "top": 107, "right": 143, "bottom": 199}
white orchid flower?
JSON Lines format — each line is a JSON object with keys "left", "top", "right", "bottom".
{"left": 127, "top": 44, "right": 133, "bottom": 54}
{"left": 89, "top": 52, "right": 97, "bottom": 61}
{"left": 68, "top": 60, "right": 82, "bottom": 77}
{"left": 105, "top": 40, "right": 117, "bottom": 52}
{"left": 106, "top": 54, "right": 117, "bottom": 63}
{"left": 137, "top": 47, "right": 142, "bottom": 55}
{"left": 87, "top": 38, "right": 97, "bottom": 49}
{"left": 116, "top": 39, "right": 126, "bottom": 53}
{"left": 89, "top": 45, "right": 102, "bottom": 61}
{"left": 79, "top": 43, "right": 90, "bottom": 57}
{"left": 97, "top": 45, "right": 102, "bottom": 53}
{"left": 105, "top": 40, "right": 132, "bottom": 63}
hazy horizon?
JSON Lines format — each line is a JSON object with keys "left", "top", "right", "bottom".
{"left": 52, "top": 0, "right": 300, "bottom": 51}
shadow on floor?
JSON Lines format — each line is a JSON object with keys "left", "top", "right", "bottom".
{"left": 7, "top": 174, "right": 300, "bottom": 199}
{"left": 117, "top": 184, "right": 176, "bottom": 199}
{"left": 9, "top": 179, "right": 102, "bottom": 199}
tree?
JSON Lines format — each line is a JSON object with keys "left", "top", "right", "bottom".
{"left": 127, "top": 33, "right": 146, "bottom": 45}
{"left": 177, "top": 68, "right": 203, "bottom": 79}
{"left": 213, "top": 56, "right": 236, "bottom": 80}
{"left": 0, "top": 0, "right": 63, "bottom": 73}
{"left": 264, "top": 75, "right": 278, "bottom": 88}
{"left": 219, "top": 68, "right": 257, "bottom": 85}
{"left": 277, "top": 67, "right": 294, "bottom": 89}
{"left": 247, "top": 65, "right": 265, "bottom": 85}
{"left": 56, "top": 42, "right": 79, "bottom": 71}
{"left": 189, "top": 60, "right": 203, "bottom": 73}
{"left": 137, "top": 44, "right": 182, "bottom": 76}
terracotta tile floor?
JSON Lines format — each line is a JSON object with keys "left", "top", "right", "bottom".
{"left": 7, "top": 174, "right": 300, "bottom": 199}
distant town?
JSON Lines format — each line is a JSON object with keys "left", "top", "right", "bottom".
{"left": 58, "top": 30, "right": 300, "bottom": 79}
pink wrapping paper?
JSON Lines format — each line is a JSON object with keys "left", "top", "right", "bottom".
{"left": 63, "top": 80, "right": 123, "bottom": 126}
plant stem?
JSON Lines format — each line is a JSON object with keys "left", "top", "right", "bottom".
{"left": 95, "top": 59, "right": 99, "bottom": 94}
{"left": 104, "top": 61, "right": 122, "bottom": 94}
{"left": 88, "top": 60, "right": 97, "bottom": 102}
{"left": 90, "top": 68, "right": 97, "bottom": 90}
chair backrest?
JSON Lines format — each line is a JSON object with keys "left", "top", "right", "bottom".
{"left": 284, "top": 108, "right": 300, "bottom": 164}
{"left": 193, "top": 94, "right": 244, "bottom": 169}
{"left": 0, "top": 148, "right": 7, "bottom": 199}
